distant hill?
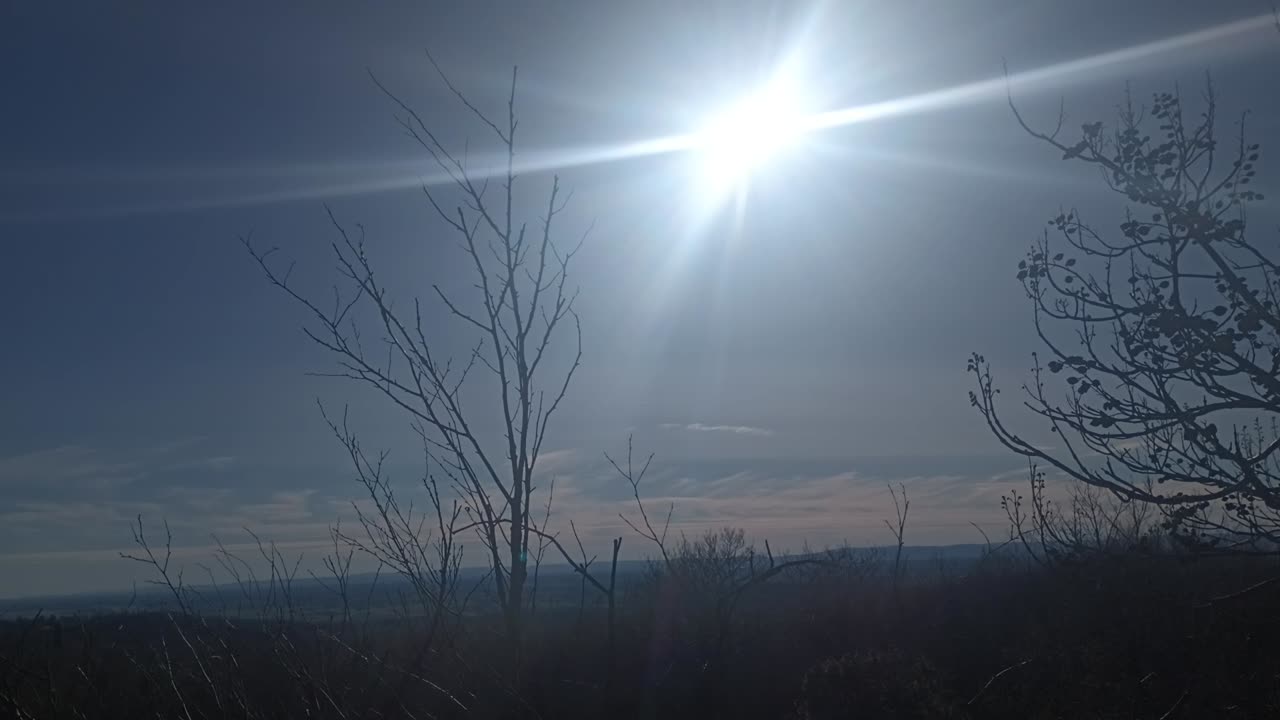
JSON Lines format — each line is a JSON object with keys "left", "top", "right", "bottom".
{"left": 0, "top": 543, "right": 1010, "bottom": 619}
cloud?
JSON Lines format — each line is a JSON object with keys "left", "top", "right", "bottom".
{"left": 0, "top": 444, "right": 236, "bottom": 495}
{"left": 0, "top": 440, "right": 1042, "bottom": 596}
{"left": 166, "top": 455, "right": 238, "bottom": 472}
{"left": 0, "top": 445, "right": 143, "bottom": 491}
{"left": 660, "top": 423, "right": 774, "bottom": 437}
{"left": 543, "top": 457, "right": 1024, "bottom": 555}
{"left": 0, "top": 441, "right": 344, "bottom": 556}
{"left": 532, "top": 448, "right": 579, "bottom": 475}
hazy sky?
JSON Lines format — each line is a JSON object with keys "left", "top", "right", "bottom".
{"left": 2, "top": 1, "right": 1277, "bottom": 597}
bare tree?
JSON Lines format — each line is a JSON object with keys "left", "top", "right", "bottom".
{"left": 121, "top": 516, "right": 192, "bottom": 616}
{"left": 608, "top": 436, "right": 823, "bottom": 660}
{"left": 970, "top": 76, "right": 1280, "bottom": 550}
{"left": 884, "top": 482, "right": 909, "bottom": 584}
{"left": 246, "top": 54, "right": 586, "bottom": 656}
{"left": 608, "top": 435, "right": 670, "bottom": 567}
{"left": 319, "top": 403, "right": 468, "bottom": 650}
{"left": 1001, "top": 461, "right": 1161, "bottom": 566}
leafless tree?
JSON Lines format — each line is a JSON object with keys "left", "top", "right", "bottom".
{"left": 608, "top": 437, "right": 822, "bottom": 651}
{"left": 246, "top": 53, "right": 586, "bottom": 657}
{"left": 110, "top": 513, "right": 476, "bottom": 719}
{"left": 1001, "top": 462, "right": 1162, "bottom": 566}
{"left": 121, "top": 516, "right": 192, "bottom": 616}
{"left": 970, "top": 75, "right": 1280, "bottom": 550}
{"left": 608, "top": 435, "right": 670, "bottom": 568}
{"left": 884, "top": 482, "right": 910, "bottom": 584}
{"left": 321, "top": 405, "right": 467, "bottom": 635}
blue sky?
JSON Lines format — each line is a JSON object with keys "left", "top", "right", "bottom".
{"left": 1, "top": 0, "right": 1277, "bottom": 596}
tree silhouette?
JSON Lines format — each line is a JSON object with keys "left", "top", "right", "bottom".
{"left": 970, "top": 77, "right": 1279, "bottom": 550}
{"left": 246, "top": 55, "right": 586, "bottom": 658}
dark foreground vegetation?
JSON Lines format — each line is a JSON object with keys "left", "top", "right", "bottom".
{"left": 5, "top": 508, "right": 1280, "bottom": 719}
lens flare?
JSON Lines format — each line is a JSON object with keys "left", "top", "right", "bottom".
{"left": 695, "top": 85, "right": 808, "bottom": 187}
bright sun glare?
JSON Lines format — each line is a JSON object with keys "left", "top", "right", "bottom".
{"left": 693, "top": 81, "right": 810, "bottom": 192}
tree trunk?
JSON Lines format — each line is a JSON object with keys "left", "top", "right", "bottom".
{"left": 505, "top": 501, "right": 527, "bottom": 669}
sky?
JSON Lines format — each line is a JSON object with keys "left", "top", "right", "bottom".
{"left": 1, "top": 0, "right": 1278, "bottom": 597}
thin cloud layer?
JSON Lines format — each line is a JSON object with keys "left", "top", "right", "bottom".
{"left": 0, "top": 439, "right": 1072, "bottom": 598}
{"left": 660, "top": 423, "right": 774, "bottom": 436}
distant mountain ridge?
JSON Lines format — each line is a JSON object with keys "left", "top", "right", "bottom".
{"left": 0, "top": 543, "right": 1003, "bottom": 618}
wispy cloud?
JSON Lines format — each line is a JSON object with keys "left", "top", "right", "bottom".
{"left": 0, "top": 442, "right": 323, "bottom": 556}
{"left": 0, "top": 446, "right": 143, "bottom": 491}
{"left": 547, "top": 461, "right": 1020, "bottom": 553}
{"left": 532, "top": 448, "right": 579, "bottom": 475}
{"left": 166, "top": 455, "right": 237, "bottom": 472}
{"left": 660, "top": 423, "right": 774, "bottom": 437}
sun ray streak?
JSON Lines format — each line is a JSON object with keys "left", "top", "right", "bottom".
{"left": 6, "top": 11, "right": 1273, "bottom": 223}
{"left": 451, "top": 10, "right": 1277, "bottom": 184}
{"left": 802, "top": 12, "right": 1277, "bottom": 134}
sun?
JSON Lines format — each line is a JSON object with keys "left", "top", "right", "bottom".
{"left": 693, "top": 81, "right": 810, "bottom": 194}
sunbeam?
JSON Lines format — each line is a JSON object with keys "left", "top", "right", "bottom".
{"left": 801, "top": 11, "right": 1277, "bottom": 134}
{"left": 5, "top": 10, "right": 1273, "bottom": 223}
{"left": 450, "top": 10, "right": 1278, "bottom": 188}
